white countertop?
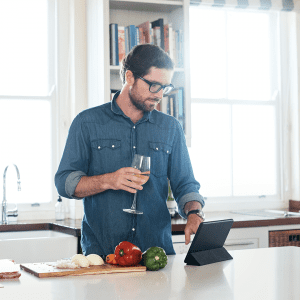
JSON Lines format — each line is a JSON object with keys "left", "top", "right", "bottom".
{"left": 1, "top": 246, "right": 300, "bottom": 300}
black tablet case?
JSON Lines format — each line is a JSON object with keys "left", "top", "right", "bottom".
{"left": 184, "top": 219, "right": 234, "bottom": 266}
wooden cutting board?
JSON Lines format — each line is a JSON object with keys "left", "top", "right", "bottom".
{"left": 20, "top": 262, "right": 146, "bottom": 278}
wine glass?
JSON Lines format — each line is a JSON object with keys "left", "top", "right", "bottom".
{"left": 123, "top": 154, "right": 151, "bottom": 215}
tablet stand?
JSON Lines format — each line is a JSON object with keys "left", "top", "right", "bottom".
{"left": 185, "top": 247, "right": 233, "bottom": 266}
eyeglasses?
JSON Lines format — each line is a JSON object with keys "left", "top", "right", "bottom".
{"left": 134, "top": 73, "right": 174, "bottom": 95}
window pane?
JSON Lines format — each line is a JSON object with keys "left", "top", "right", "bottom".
{"left": 0, "top": 100, "right": 52, "bottom": 203}
{"left": 189, "top": 8, "right": 227, "bottom": 99}
{"left": 189, "top": 103, "right": 232, "bottom": 197}
{"left": 232, "top": 105, "right": 277, "bottom": 196}
{"left": 189, "top": 8, "right": 278, "bottom": 101}
{"left": 0, "top": 0, "right": 48, "bottom": 96}
{"left": 227, "top": 11, "right": 273, "bottom": 101}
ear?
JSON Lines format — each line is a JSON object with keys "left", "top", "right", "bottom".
{"left": 125, "top": 70, "right": 135, "bottom": 86}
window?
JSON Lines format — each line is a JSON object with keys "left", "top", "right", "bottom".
{"left": 188, "top": 7, "right": 282, "bottom": 207}
{"left": 0, "top": 0, "right": 55, "bottom": 205}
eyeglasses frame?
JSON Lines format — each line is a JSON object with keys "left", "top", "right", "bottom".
{"left": 133, "top": 72, "right": 174, "bottom": 95}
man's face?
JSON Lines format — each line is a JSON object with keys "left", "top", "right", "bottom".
{"left": 128, "top": 67, "right": 173, "bottom": 112}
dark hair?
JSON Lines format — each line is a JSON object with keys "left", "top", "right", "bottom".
{"left": 120, "top": 44, "right": 174, "bottom": 85}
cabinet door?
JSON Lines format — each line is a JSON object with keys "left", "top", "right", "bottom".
{"left": 172, "top": 234, "right": 194, "bottom": 254}
{"left": 224, "top": 238, "right": 258, "bottom": 250}
{"left": 225, "top": 227, "right": 269, "bottom": 249}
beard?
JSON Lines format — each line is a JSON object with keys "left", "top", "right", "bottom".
{"left": 129, "top": 86, "right": 161, "bottom": 112}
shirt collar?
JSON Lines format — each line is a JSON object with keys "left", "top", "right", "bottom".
{"left": 111, "top": 91, "right": 155, "bottom": 124}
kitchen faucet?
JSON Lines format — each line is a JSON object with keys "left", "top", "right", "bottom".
{"left": 1, "top": 164, "right": 21, "bottom": 225}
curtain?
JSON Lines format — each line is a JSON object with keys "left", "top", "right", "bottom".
{"left": 190, "top": 0, "right": 300, "bottom": 11}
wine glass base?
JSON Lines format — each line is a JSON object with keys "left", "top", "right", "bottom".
{"left": 123, "top": 209, "right": 143, "bottom": 215}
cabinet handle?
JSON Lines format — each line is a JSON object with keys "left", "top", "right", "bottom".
{"left": 224, "top": 242, "right": 255, "bottom": 247}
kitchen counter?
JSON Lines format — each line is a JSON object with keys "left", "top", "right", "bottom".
{"left": 0, "top": 219, "right": 81, "bottom": 236}
{"left": 1, "top": 201, "right": 300, "bottom": 237}
{"left": 2, "top": 208, "right": 300, "bottom": 235}
{"left": 171, "top": 209, "right": 300, "bottom": 232}
{"left": 1, "top": 246, "right": 300, "bottom": 299}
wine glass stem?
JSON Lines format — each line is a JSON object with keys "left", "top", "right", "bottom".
{"left": 131, "top": 191, "right": 138, "bottom": 210}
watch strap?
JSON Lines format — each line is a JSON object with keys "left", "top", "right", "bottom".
{"left": 187, "top": 209, "right": 205, "bottom": 220}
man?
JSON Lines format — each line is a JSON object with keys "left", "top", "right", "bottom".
{"left": 55, "top": 44, "right": 205, "bottom": 256}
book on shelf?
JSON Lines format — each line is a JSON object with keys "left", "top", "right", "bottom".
{"left": 110, "top": 21, "right": 183, "bottom": 68}
{"left": 151, "top": 18, "right": 164, "bottom": 50}
{"left": 176, "top": 30, "right": 184, "bottom": 68}
{"left": 118, "top": 26, "right": 126, "bottom": 65}
{"left": 168, "top": 24, "right": 175, "bottom": 62}
{"left": 109, "top": 23, "right": 119, "bottom": 66}
{"left": 164, "top": 24, "right": 169, "bottom": 54}
{"left": 127, "top": 24, "right": 138, "bottom": 51}
{"left": 160, "top": 88, "right": 185, "bottom": 133}
{"left": 138, "top": 21, "right": 151, "bottom": 44}
{"left": 177, "top": 87, "right": 185, "bottom": 132}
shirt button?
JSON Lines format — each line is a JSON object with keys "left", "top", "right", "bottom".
{"left": 112, "top": 145, "right": 115, "bottom": 148}
{"left": 133, "top": 126, "right": 136, "bottom": 129}
{"left": 156, "top": 147, "right": 158, "bottom": 151}
{"left": 133, "top": 146, "right": 136, "bottom": 149}
{"left": 98, "top": 146, "right": 101, "bottom": 149}
{"left": 132, "top": 228, "right": 135, "bottom": 231}
{"left": 167, "top": 150, "right": 169, "bottom": 153}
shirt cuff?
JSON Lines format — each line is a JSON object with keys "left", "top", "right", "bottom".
{"left": 178, "top": 192, "right": 205, "bottom": 219}
{"left": 65, "top": 171, "right": 87, "bottom": 200}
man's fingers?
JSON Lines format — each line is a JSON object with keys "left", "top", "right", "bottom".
{"left": 120, "top": 184, "right": 138, "bottom": 194}
{"left": 185, "top": 229, "right": 191, "bottom": 245}
{"left": 122, "top": 176, "right": 144, "bottom": 191}
{"left": 123, "top": 167, "right": 142, "bottom": 174}
{"left": 127, "top": 174, "right": 146, "bottom": 185}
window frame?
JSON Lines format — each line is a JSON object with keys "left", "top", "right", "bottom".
{"left": 0, "top": 0, "right": 58, "bottom": 213}
{"left": 188, "top": 7, "right": 290, "bottom": 211}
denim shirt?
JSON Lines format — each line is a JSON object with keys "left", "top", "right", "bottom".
{"left": 55, "top": 92, "right": 205, "bottom": 256}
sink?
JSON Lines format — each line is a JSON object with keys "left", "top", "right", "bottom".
{"left": 230, "top": 210, "right": 300, "bottom": 219}
{"left": 0, "top": 230, "right": 78, "bottom": 264}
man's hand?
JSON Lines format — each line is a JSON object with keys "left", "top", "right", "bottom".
{"left": 108, "top": 167, "right": 146, "bottom": 193}
{"left": 74, "top": 167, "right": 146, "bottom": 198}
{"left": 184, "top": 214, "right": 204, "bottom": 245}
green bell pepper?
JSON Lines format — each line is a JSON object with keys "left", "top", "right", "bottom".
{"left": 142, "top": 247, "right": 168, "bottom": 271}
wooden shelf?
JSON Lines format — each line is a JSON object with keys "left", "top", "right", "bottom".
{"left": 110, "top": 0, "right": 183, "bottom": 12}
{"left": 110, "top": 65, "right": 184, "bottom": 72}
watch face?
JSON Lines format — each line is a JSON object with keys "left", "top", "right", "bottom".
{"left": 197, "top": 211, "right": 205, "bottom": 221}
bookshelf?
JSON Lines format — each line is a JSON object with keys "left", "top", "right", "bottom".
{"left": 86, "top": 0, "right": 191, "bottom": 145}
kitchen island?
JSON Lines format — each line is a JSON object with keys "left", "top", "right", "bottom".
{"left": 1, "top": 246, "right": 299, "bottom": 300}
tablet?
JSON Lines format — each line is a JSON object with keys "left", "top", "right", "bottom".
{"left": 184, "top": 219, "right": 234, "bottom": 265}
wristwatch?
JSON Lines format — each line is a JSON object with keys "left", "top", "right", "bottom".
{"left": 186, "top": 209, "right": 205, "bottom": 221}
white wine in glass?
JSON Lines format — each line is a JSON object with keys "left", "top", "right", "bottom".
{"left": 123, "top": 154, "right": 151, "bottom": 215}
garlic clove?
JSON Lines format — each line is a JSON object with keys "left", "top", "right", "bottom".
{"left": 86, "top": 254, "right": 104, "bottom": 266}
{"left": 71, "top": 254, "right": 90, "bottom": 268}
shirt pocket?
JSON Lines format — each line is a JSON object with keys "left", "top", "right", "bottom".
{"left": 91, "top": 139, "right": 121, "bottom": 174}
{"left": 149, "top": 142, "right": 172, "bottom": 177}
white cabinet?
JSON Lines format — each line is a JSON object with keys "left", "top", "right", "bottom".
{"left": 172, "top": 224, "right": 300, "bottom": 254}
{"left": 172, "top": 227, "right": 269, "bottom": 254}
{"left": 172, "top": 234, "right": 194, "bottom": 254}
{"left": 224, "top": 227, "right": 268, "bottom": 250}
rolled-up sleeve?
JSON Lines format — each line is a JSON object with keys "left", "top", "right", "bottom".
{"left": 65, "top": 171, "right": 87, "bottom": 199}
{"left": 178, "top": 192, "right": 205, "bottom": 219}
{"left": 168, "top": 121, "right": 205, "bottom": 219}
{"left": 55, "top": 114, "right": 90, "bottom": 199}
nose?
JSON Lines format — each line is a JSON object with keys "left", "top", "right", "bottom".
{"left": 155, "top": 88, "right": 164, "bottom": 99}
